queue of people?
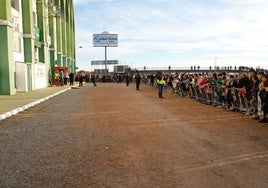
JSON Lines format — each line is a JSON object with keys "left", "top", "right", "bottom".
{"left": 144, "top": 69, "right": 268, "bottom": 123}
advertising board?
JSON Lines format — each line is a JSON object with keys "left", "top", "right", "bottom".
{"left": 91, "top": 60, "right": 119, "bottom": 65}
{"left": 93, "top": 34, "right": 118, "bottom": 47}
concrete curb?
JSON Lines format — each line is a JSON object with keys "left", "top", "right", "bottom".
{"left": 0, "top": 87, "right": 71, "bottom": 121}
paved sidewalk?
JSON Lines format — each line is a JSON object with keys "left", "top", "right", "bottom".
{"left": 0, "top": 84, "right": 78, "bottom": 121}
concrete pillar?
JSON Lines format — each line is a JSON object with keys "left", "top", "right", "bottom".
{"left": 37, "top": 1, "right": 49, "bottom": 64}
{"left": 70, "top": 0, "right": 76, "bottom": 73}
{"left": 36, "top": 0, "right": 51, "bottom": 88}
{"left": 56, "top": 11, "right": 62, "bottom": 67}
{"left": 0, "top": 0, "right": 16, "bottom": 95}
{"left": 21, "top": 0, "right": 34, "bottom": 92}
{"left": 49, "top": 14, "right": 57, "bottom": 84}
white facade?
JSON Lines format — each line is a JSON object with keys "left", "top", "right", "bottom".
{"left": 12, "top": 1, "right": 27, "bottom": 92}
{"left": 34, "top": 64, "right": 47, "bottom": 89}
{"left": 12, "top": 0, "right": 48, "bottom": 92}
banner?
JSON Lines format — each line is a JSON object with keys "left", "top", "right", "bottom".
{"left": 91, "top": 60, "right": 119, "bottom": 65}
{"left": 93, "top": 34, "right": 118, "bottom": 47}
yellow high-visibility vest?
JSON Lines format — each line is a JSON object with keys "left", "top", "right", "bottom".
{"left": 157, "top": 76, "right": 165, "bottom": 85}
{"left": 54, "top": 72, "right": 60, "bottom": 79}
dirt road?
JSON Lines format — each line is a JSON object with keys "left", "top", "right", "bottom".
{"left": 1, "top": 83, "right": 268, "bottom": 187}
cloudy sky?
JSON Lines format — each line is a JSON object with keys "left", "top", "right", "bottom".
{"left": 73, "top": 0, "right": 268, "bottom": 71}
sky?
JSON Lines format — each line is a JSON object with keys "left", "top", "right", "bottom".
{"left": 73, "top": 0, "right": 268, "bottom": 71}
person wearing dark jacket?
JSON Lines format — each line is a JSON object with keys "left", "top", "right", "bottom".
{"left": 125, "top": 73, "right": 130, "bottom": 87}
{"left": 226, "top": 75, "right": 238, "bottom": 109}
{"left": 69, "top": 72, "right": 74, "bottom": 86}
{"left": 79, "top": 74, "right": 84, "bottom": 87}
{"left": 250, "top": 75, "right": 260, "bottom": 118}
{"left": 135, "top": 73, "right": 141, "bottom": 90}
{"left": 259, "top": 74, "right": 268, "bottom": 123}
{"left": 237, "top": 72, "right": 251, "bottom": 100}
{"left": 91, "top": 73, "right": 97, "bottom": 87}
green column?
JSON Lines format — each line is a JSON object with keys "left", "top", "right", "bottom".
{"left": 62, "top": 0, "right": 67, "bottom": 67}
{"left": 37, "top": 0, "right": 51, "bottom": 87}
{"left": 62, "top": 20, "right": 67, "bottom": 67}
{"left": 71, "top": 59, "right": 75, "bottom": 73}
{"left": 54, "top": 0, "right": 76, "bottom": 71}
{"left": 56, "top": 14, "right": 62, "bottom": 67}
{"left": 68, "top": 0, "right": 76, "bottom": 72}
{"left": 70, "top": 0, "right": 77, "bottom": 73}
{"left": 22, "top": 0, "right": 34, "bottom": 91}
{"left": 49, "top": 14, "right": 57, "bottom": 83}
{"left": 0, "top": 0, "right": 16, "bottom": 95}
{"left": 66, "top": 3, "right": 71, "bottom": 65}
{"left": 37, "top": 1, "right": 48, "bottom": 64}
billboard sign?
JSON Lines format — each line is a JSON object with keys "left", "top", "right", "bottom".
{"left": 91, "top": 60, "right": 119, "bottom": 65}
{"left": 114, "top": 65, "right": 129, "bottom": 73}
{"left": 93, "top": 34, "right": 118, "bottom": 47}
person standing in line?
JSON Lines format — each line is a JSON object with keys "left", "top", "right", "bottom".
{"left": 135, "top": 72, "right": 141, "bottom": 90}
{"left": 259, "top": 74, "right": 268, "bottom": 123}
{"left": 157, "top": 73, "right": 165, "bottom": 98}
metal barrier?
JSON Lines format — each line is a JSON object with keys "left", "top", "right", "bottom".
{"left": 139, "top": 73, "right": 268, "bottom": 127}
{"left": 144, "top": 78, "right": 256, "bottom": 117}
{"left": 175, "top": 82, "right": 253, "bottom": 115}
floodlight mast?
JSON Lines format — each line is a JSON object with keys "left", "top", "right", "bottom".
{"left": 105, "top": 46, "right": 107, "bottom": 76}
{"left": 102, "top": 31, "right": 108, "bottom": 76}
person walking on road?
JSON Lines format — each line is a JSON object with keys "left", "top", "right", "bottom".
{"left": 69, "top": 72, "right": 74, "bottom": 86}
{"left": 79, "top": 73, "right": 85, "bottom": 87}
{"left": 135, "top": 72, "right": 141, "bottom": 90}
{"left": 126, "top": 73, "right": 130, "bottom": 87}
{"left": 157, "top": 73, "right": 165, "bottom": 98}
{"left": 91, "top": 73, "right": 97, "bottom": 87}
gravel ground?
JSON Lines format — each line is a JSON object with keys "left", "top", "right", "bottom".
{"left": 1, "top": 83, "right": 268, "bottom": 188}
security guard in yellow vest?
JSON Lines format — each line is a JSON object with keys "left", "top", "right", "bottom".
{"left": 157, "top": 74, "right": 165, "bottom": 98}
{"left": 54, "top": 71, "right": 60, "bottom": 86}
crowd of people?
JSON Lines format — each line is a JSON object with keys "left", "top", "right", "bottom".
{"left": 53, "top": 68, "right": 268, "bottom": 123}
{"left": 142, "top": 69, "right": 268, "bottom": 123}
{"left": 53, "top": 69, "right": 75, "bottom": 87}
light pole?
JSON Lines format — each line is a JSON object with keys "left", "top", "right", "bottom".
{"left": 75, "top": 46, "right": 82, "bottom": 72}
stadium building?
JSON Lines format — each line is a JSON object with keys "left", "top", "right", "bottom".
{"left": 0, "top": 0, "right": 76, "bottom": 95}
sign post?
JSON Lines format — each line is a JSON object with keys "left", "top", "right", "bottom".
{"left": 93, "top": 32, "right": 118, "bottom": 76}
{"left": 105, "top": 46, "right": 107, "bottom": 75}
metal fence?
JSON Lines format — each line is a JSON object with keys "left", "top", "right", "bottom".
{"left": 143, "top": 78, "right": 260, "bottom": 118}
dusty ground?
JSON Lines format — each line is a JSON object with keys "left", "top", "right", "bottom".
{"left": 1, "top": 82, "right": 268, "bottom": 188}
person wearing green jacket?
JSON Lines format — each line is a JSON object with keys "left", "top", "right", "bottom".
{"left": 214, "top": 73, "right": 223, "bottom": 104}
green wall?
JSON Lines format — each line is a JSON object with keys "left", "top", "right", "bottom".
{"left": 0, "top": 0, "right": 16, "bottom": 95}
{"left": 0, "top": 0, "right": 76, "bottom": 94}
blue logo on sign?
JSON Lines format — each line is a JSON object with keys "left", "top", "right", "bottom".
{"left": 94, "top": 35, "right": 100, "bottom": 42}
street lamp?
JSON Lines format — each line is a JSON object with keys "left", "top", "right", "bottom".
{"left": 75, "top": 46, "right": 82, "bottom": 72}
